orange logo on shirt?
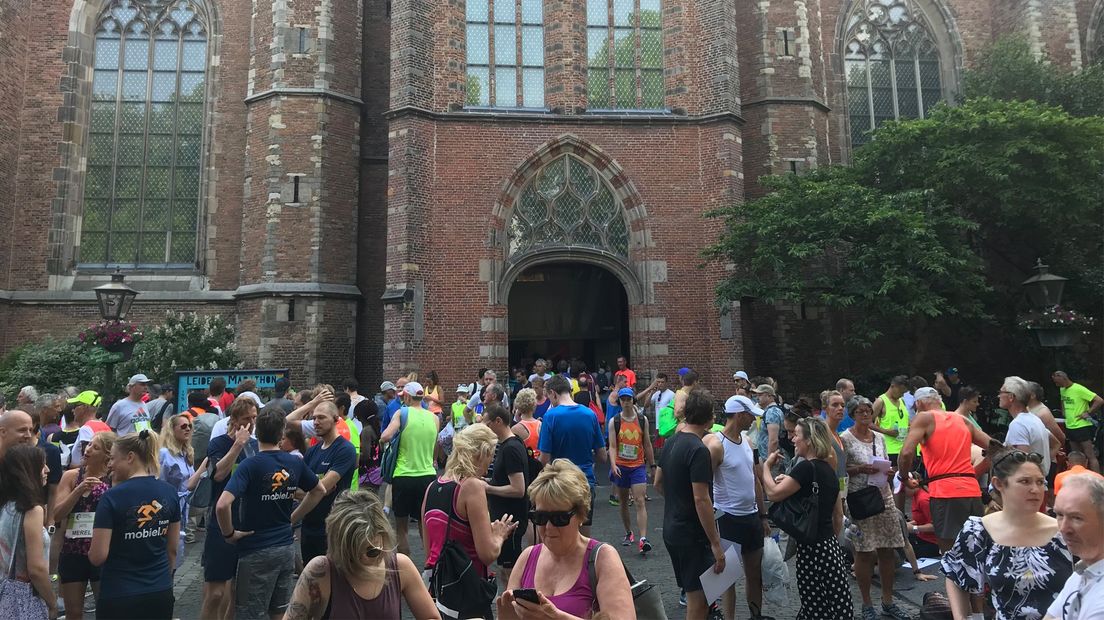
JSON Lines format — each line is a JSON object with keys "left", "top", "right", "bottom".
{"left": 271, "top": 469, "right": 289, "bottom": 492}
{"left": 136, "top": 500, "right": 163, "bottom": 527}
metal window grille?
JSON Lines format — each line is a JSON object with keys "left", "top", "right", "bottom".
{"left": 586, "top": 0, "right": 663, "bottom": 110}
{"left": 466, "top": 0, "right": 545, "bottom": 108}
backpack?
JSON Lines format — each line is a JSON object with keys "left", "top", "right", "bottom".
{"left": 657, "top": 400, "right": 678, "bottom": 438}
{"left": 380, "top": 408, "right": 409, "bottom": 484}
{"left": 427, "top": 482, "right": 498, "bottom": 618}
{"left": 191, "top": 412, "right": 218, "bottom": 463}
{"left": 586, "top": 542, "right": 667, "bottom": 619}
{"left": 150, "top": 400, "right": 174, "bottom": 433}
{"left": 189, "top": 457, "right": 216, "bottom": 509}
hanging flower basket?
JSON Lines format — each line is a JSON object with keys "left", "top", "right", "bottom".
{"left": 104, "top": 340, "right": 137, "bottom": 361}
{"left": 1029, "top": 326, "right": 1078, "bottom": 348}
{"left": 78, "top": 320, "right": 144, "bottom": 360}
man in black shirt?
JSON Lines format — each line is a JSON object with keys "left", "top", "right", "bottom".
{"left": 482, "top": 403, "right": 530, "bottom": 585}
{"left": 656, "top": 389, "right": 726, "bottom": 620}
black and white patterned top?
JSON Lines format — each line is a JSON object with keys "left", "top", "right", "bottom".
{"left": 941, "top": 516, "right": 1073, "bottom": 620}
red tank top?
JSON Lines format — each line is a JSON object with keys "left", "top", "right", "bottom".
{"left": 920, "top": 411, "right": 980, "bottom": 499}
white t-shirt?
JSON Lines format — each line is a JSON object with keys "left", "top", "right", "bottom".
{"left": 1046, "top": 558, "right": 1104, "bottom": 620}
{"left": 348, "top": 395, "right": 366, "bottom": 421}
{"left": 527, "top": 372, "right": 553, "bottom": 383}
{"left": 1005, "top": 410, "right": 1051, "bottom": 475}
{"left": 651, "top": 389, "right": 675, "bottom": 411}
{"left": 105, "top": 399, "right": 151, "bottom": 436}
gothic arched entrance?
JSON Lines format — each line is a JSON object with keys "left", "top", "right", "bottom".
{"left": 507, "top": 262, "right": 630, "bottom": 373}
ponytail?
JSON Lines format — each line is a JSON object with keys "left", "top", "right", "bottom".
{"left": 116, "top": 429, "right": 162, "bottom": 476}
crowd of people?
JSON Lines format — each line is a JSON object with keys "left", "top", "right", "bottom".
{"left": 0, "top": 360, "right": 1101, "bottom": 620}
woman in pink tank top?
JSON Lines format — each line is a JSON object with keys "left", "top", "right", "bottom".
{"left": 498, "top": 460, "right": 635, "bottom": 620}
{"left": 283, "top": 490, "right": 439, "bottom": 620}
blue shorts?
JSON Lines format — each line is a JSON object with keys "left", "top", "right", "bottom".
{"left": 203, "top": 527, "right": 239, "bottom": 582}
{"left": 611, "top": 464, "right": 647, "bottom": 488}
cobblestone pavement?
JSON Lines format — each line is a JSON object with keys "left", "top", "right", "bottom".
{"left": 81, "top": 461, "right": 942, "bottom": 619}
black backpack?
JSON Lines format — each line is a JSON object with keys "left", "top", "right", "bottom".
{"left": 428, "top": 484, "right": 497, "bottom": 618}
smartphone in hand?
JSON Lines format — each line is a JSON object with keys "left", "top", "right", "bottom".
{"left": 512, "top": 589, "right": 540, "bottom": 604}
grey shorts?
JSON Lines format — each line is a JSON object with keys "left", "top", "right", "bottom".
{"left": 930, "top": 497, "right": 983, "bottom": 541}
{"left": 235, "top": 544, "right": 295, "bottom": 619}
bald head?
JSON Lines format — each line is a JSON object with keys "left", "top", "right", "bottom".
{"left": 0, "top": 409, "right": 36, "bottom": 450}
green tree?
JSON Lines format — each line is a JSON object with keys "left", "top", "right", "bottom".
{"left": 961, "top": 37, "right": 1104, "bottom": 117}
{"left": 705, "top": 168, "right": 987, "bottom": 346}
{"left": 0, "top": 340, "right": 116, "bottom": 400}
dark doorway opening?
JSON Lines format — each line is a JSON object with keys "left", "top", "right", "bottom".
{"left": 507, "top": 262, "right": 630, "bottom": 375}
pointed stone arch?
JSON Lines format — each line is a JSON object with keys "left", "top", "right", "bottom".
{"left": 491, "top": 134, "right": 650, "bottom": 305}
{"left": 1089, "top": 0, "right": 1104, "bottom": 65}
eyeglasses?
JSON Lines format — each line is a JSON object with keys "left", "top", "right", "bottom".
{"left": 992, "top": 450, "right": 1043, "bottom": 470}
{"left": 529, "top": 509, "right": 576, "bottom": 527}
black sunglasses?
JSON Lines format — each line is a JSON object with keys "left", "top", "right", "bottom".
{"left": 529, "top": 509, "right": 576, "bottom": 527}
{"left": 992, "top": 450, "right": 1043, "bottom": 470}
{"left": 364, "top": 542, "right": 383, "bottom": 558}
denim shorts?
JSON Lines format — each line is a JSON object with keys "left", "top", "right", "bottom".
{"left": 235, "top": 544, "right": 295, "bottom": 619}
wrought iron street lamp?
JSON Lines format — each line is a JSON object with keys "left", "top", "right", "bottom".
{"left": 94, "top": 270, "right": 139, "bottom": 321}
{"left": 1022, "top": 259, "right": 1067, "bottom": 310}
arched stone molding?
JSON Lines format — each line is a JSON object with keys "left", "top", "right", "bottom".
{"left": 490, "top": 134, "right": 653, "bottom": 306}
{"left": 47, "top": 0, "right": 222, "bottom": 286}
{"left": 1089, "top": 0, "right": 1104, "bottom": 64}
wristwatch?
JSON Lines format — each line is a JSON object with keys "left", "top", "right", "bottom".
{"left": 911, "top": 525, "right": 918, "bottom": 533}
{"left": 47, "top": 525, "right": 56, "bottom": 535}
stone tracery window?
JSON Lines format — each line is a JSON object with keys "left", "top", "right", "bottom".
{"left": 508, "top": 155, "right": 630, "bottom": 259}
{"left": 80, "top": 0, "right": 209, "bottom": 268}
{"left": 844, "top": 0, "right": 943, "bottom": 147}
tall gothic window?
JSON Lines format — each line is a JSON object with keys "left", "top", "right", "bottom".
{"left": 508, "top": 155, "right": 630, "bottom": 259}
{"left": 81, "top": 0, "right": 209, "bottom": 268}
{"left": 466, "top": 0, "right": 545, "bottom": 108}
{"left": 586, "top": 0, "right": 663, "bottom": 109}
{"left": 845, "top": 0, "right": 943, "bottom": 147}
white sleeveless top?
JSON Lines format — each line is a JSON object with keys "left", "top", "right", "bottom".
{"left": 712, "top": 431, "right": 757, "bottom": 517}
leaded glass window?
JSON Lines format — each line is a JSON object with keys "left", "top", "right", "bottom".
{"left": 466, "top": 0, "right": 545, "bottom": 108}
{"left": 587, "top": 0, "right": 663, "bottom": 109}
{"left": 509, "top": 156, "right": 630, "bottom": 259}
{"left": 81, "top": 0, "right": 209, "bottom": 268}
{"left": 845, "top": 0, "right": 942, "bottom": 147}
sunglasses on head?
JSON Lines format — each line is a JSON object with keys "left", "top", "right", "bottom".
{"left": 529, "top": 509, "right": 576, "bottom": 527}
{"left": 992, "top": 450, "right": 1043, "bottom": 470}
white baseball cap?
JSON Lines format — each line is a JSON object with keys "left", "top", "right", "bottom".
{"left": 733, "top": 371, "right": 750, "bottom": 382}
{"left": 724, "top": 394, "right": 763, "bottom": 416}
{"left": 403, "top": 381, "right": 425, "bottom": 397}
{"left": 379, "top": 381, "right": 397, "bottom": 392}
{"left": 456, "top": 384, "right": 471, "bottom": 393}
{"left": 237, "top": 391, "right": 264, "bottom": 408}
{"left": 127, "top": 373, "right": 151, "bottom": 386}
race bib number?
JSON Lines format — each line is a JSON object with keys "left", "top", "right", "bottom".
{"left": 618, "top": 443, "right": 639, "bottom": 461}
{"left": 134, "top": 419, "right": 152, "bottom": 432}
{"left": 66, "top": 512, "right": 95, "bottom": 539}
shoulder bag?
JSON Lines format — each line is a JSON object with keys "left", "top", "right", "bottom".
{"left": 847, "top": 435, "right": 887, "bottom": 521}
{"left": 767, "top": 463, "right": 822, "bottom": 545}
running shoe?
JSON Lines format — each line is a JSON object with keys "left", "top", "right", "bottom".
{"left": 882, "top": 602, "right": 911, "bottom": 619}
{"left": 608, "top": 495, "right": 620, "bottom": 506}
{"left": 639, "top": 537, "right": 653, "bottom": 553}
{"left": 621, "top": 531, "right": 635, "bottom": 546}
{"left": 679, "top": 592, "right": 687, "bottom": 607}
{"left": 861, "top": 605, "right": 879, "bottom": 620}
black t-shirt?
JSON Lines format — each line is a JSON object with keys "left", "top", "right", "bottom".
{"left": 488, "top": 436, "right": 529, "bottom": 523}
{"left": 39, "top": 437, "right": 63, "bottom": 485}
{"left": 787, "top": 458, "right": 840, "bottom": 541}
{"left": 946, "top": 381, "right": 963, "bottom": 411}
{"left": 659, "top": 431, "right": 713, "bottom": 546}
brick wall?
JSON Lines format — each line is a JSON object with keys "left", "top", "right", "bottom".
{"left": 0, "top": 0, "right": 29, "bottom": 290}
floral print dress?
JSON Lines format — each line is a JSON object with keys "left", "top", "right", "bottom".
{"left": 941, "top": 516, "right": 1073, "bottom": 620}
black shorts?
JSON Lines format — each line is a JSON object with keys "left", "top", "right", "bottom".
{"left": 58, "top": 552, "right": 101, "bottom": 584}
{"left": 497, "top": 518, "right": 528, "bottom": 568}
{"left": 203, "top": 527, "right": 240, "bottom": 582}
{"left": 665, "top": 539, "right": 714, "bottom": 592}
{"left": 1066, "top": 425, "right": 1095, "bottom": 443}
{"left": 930, "top": 497, "right": 984, "bottom": 541}
{"left": 392, "top": 474, "right": 436, "bottom": 519}
{"left": 97, "top": 589, "right": 175, "bottom": 620}
{"left": 716, "top": 513, "right": 765, "bottom": 554}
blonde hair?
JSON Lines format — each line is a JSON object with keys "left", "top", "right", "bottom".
{"left": 444, "top": 424, "right": 497, "bottom": 480}
{"left": 820, "top": 389, "right": 842, "bottom": 408}
{"left": 88, "top": 431, "right": 117, "bottom": 459}
{"left": 404, "top": 372, "right": 419, "bottom": 383}
{"left": 115, "top": 429, "right": 162, "bottom": 476}
{"left": 529, "top": 459, "right": 591, "bottom": 515}
{"left": 795, "top": 416, "right": 835, "bottom": 461}
{"left": 325, "top": 490, "right": 395, "bottom": 581}
{"left": 513, "top": 388, "right": 536, "bottom": 415}
{"left": 160, "top": 414, "right": 195, "bottom": 465}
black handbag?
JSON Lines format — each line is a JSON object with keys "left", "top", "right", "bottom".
{"left": 847, "top": 436, "right": 887, "bottom": 521}
{"left": 768, "top": 474, "right": 821, "bottom": 545}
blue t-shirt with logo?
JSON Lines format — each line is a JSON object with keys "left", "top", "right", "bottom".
{"left": 302, "top": 436, "right": 357, "bottom": 536}
{"left": 94, "top": 475, "right": 181, "bottom": 598}
{"left": 224, "top": 450, "right": 319, "bottom": 554}
{"left": 205, "top": 434, "right": 258, "bottom": 531}
{"left": 538, "top": 403, "right": 606, "bottom": 484}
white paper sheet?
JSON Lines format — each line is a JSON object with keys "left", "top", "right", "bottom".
{"left": 868, "top": 457, "right": 892, "bottom": 487}
{"left": 901, "top": 557, "right": 941, "bottom": 570}
{"left": 700, "top": 544, "right": 744, "bottom": 604}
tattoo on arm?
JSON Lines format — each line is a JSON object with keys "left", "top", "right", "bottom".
{"left": 286, "top": 560, "right": 328, "bottom": 620}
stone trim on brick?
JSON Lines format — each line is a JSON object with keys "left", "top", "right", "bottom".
{"left": 1091, "top": 0, "right": 1104, "bottom": 64}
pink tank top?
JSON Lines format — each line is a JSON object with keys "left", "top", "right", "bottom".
{"left": 519, "top": 539, "right": 600, "bottom": 618}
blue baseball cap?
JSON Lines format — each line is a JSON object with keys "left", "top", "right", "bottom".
{"left": 617, "top": 387, "right": 635, "bottom": 399}
{"left": 678, "top": 367, "right": 691, "bottom": 376}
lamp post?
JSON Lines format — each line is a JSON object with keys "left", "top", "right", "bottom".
{"left": 94, "top": 270, "right": 139, "bottom": 415}
{"left": 1022, "top": 260, "right": 1075, "bottom": 348}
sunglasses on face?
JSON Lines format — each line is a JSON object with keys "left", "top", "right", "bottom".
{"left": 178, "top": 424, "right": 192, "bottom": 430}
{"left": 992, "top": 449, "right": 1043, "bottom": 470}
{"left": 364, "top": 542, "right": 383, "bottom": 558}
{"left": 529, "top": 509, "right": 576, "bottom": 527}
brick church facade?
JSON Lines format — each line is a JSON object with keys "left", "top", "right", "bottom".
{"left": 0, "top": 0, "right": 1100, "bottom": 391}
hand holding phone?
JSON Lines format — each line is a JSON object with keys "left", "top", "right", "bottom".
{"left": 512, "top": 588, "right": 540, "bottom": 605}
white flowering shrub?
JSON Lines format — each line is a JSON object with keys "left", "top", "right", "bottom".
{"left": 120, "top": 312, "right": 242, "bottom": 382}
